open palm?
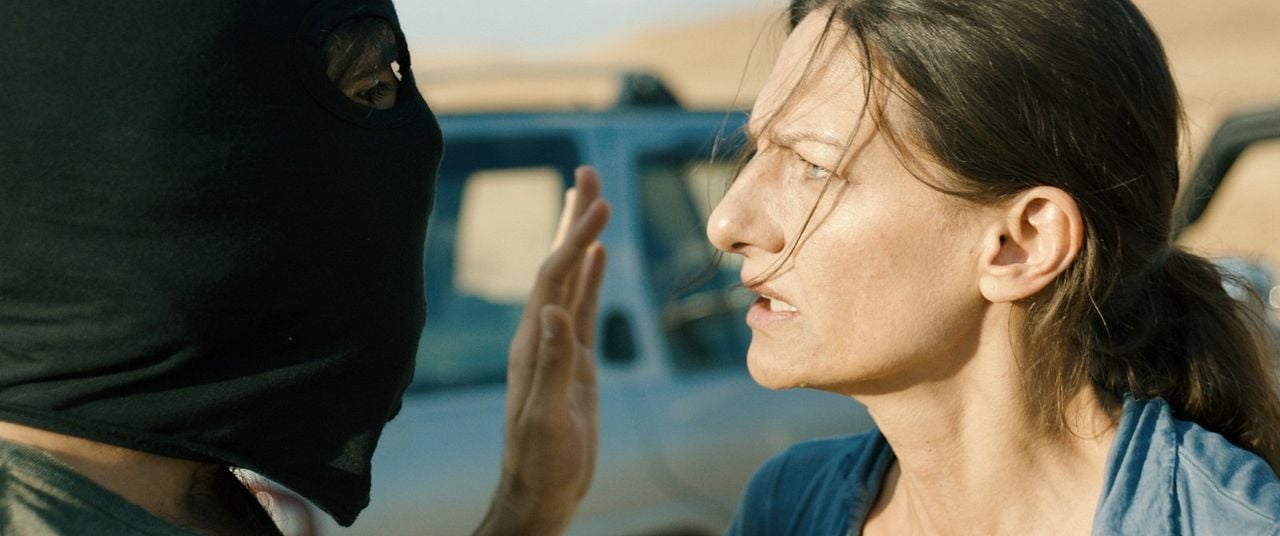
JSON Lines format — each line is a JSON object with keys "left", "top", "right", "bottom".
{"left": 477, "top": 166, "right": 609, "bottom": 535}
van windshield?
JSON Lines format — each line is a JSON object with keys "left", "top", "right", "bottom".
{"left": 637, "top": 153, "right": 749, "bottom": 371}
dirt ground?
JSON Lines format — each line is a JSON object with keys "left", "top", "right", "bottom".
{"left": 416, "top": 1, "right": 1280, "bottom": 268}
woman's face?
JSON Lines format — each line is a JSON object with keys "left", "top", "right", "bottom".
{"left": 707, "top": 11, "right": 993, "bottom": 394}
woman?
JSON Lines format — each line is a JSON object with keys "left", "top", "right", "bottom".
{"left": 0, "top": 2, "right": 603, "bottom": 534}
{"left": 708, "top": 0, "right": 1280, "bottom": 533}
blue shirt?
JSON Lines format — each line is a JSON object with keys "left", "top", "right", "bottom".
{"left": 728, "top": 397, "right": 1280, "bottom": 535}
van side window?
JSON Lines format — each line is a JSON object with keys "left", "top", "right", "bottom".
{"left": 455, "top": 168, "right": 562, "bottom": 302}
{"left": 412, "top": 137, "right": 577, "bottom": 390}
{"left": 638, "top": 153, "right": 749, "bottom": 371}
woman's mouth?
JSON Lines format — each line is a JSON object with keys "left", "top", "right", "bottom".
{"left": 766, "top": 295, "right": 798, "bottom": 312}
{"left": 747, "top": 294, "right": 799, "bottom": 329}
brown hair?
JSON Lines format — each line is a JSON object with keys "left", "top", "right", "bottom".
{"left": 781, "top": 0, "right": 1280, "bottom": 471}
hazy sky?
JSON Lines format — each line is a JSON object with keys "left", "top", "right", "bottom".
{"left": 396, "top": 0, "right": 785, "bottom": 51}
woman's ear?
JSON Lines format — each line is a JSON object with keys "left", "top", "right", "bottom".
{"left": 977, "top": 186, "right": 1083, "bottom": 303}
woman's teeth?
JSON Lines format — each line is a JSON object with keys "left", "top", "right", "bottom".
{"left": 768, "top": 297, "right": 798, "bottom": 313}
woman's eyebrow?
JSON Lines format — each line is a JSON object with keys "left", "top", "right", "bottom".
{"left": 773, "top": 128, "right": 846, "bottom": 149}
{"left": 745, "top": 119, "right": 845, "bottom": 149}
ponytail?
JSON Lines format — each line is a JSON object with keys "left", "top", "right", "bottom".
{"left": 1087, "top": 247, "right": 1280, "bottom": 473}
{"left": 1021, "top": 239, "right": 1280, "bottom": 477}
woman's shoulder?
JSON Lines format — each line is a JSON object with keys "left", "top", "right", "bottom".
{"left": 726, "top": 429, "right": 893, "bottom": 536}
{"left": 1096, "top": 396, "right": 1280, "bottom": 534}
{"left": 1168, "top": 405, "right": 1280, "bottom": 532}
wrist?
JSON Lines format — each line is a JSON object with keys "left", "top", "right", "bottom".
{"left": 475, "top": 476, "right": 578, "bottom": 536}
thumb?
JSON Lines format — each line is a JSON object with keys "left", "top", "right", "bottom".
{"left": 525, "top": 305, "right": 576, "bottom": 418}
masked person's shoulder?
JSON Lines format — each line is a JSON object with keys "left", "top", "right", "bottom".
{"left": 0, "top": 439, "right": 201, "bottom": 535}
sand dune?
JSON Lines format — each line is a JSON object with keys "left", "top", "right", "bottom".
{"left": 413, "top": 10, "right": 783, "bottom": 112}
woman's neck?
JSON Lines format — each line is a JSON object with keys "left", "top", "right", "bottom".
{"left": 0, "top": 421, "right": 279, "bottom": 535}
{"left": 852, "top": 304, "right": 1118, "bottom": 535}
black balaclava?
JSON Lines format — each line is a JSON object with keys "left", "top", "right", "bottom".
{"left": 0, "top": 0, "right": 440, "bottom": 526}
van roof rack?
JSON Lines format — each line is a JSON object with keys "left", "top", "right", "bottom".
{"left": 415, "top": 65, "right": 683, "bottom": 112}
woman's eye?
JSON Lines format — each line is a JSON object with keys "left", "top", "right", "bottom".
{"left": 799, "top": 156, "right": 834, "bottom": 181}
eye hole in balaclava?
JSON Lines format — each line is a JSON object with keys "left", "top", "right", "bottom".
{"left": 322, "top": 17, "right": 401, "bottom": 109}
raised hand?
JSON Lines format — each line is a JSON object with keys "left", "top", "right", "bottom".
{"left": 476, "top": 166, "right": 610, "bottom": 536}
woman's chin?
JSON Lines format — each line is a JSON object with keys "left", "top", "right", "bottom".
{"left": 746, "top": 350, "right": 809, "bottom": 391}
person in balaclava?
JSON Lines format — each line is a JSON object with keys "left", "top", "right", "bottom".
{"left": 0, "top": 1, "right": 608, "bottom": 534}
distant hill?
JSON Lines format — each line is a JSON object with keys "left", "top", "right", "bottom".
{"left": 573, "top": 10, "right": 785, "bottom": 109}
{"left": 412, "top": 10, "right": 783, "bottom": 111}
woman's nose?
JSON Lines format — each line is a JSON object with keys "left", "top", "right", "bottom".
{"left": 706, "top": 161, "right": 785, "bottom": 257}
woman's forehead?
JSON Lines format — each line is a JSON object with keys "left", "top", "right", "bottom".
{"left": 751, "top": 11, "right": 873, "bottom": 146}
